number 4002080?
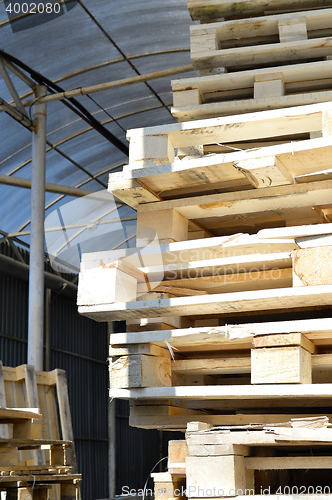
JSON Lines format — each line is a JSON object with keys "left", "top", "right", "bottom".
{"left": 5, "top": 3, "right": 62, "bottom": 14}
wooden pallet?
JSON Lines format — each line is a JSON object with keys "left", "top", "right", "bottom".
{"left": 0, "top": 364, "right": 79, "bottom": 500}
{"left": 190, "top": 9, "right": 332, "bottom": 72}
{"left": 2, "top": 474, "right": 81, "bottom": 500}
{"left": 1, "top": 364, "right": 77, "bottom": 473}
{"left": 109, "top": 103, "right": 332, "bottom": 223}
{"left": 183, "top": 419, "right": 332, "bottom": 498}
{"left": 187, "top": 0, "right": 332, "bottom": 21}
{"left": 172, "top": 60, "right": 332, "bottom": 121}
{"left": 78, "top": 227, "right": 332, "bottom": 319}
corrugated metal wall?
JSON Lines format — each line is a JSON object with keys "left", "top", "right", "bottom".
{"left": 0, "top": 241, "right": 183, "bottom": 500}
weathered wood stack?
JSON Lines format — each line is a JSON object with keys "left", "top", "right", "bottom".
{"left": 77, "top": 0, "right": 332, "bottom": 496}
{"left": 0, "top": 363, "right": 81, "bottom": 499}
{"left": 172, "top": 0, "right": 332, "bottom": 121}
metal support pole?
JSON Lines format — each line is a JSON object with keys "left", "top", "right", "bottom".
{"left": 45, "top": 288, "right": 51, "bottom": 372}
{"left": 28, "top": 85, "right": 47, "bottom": 370}
{"left": 108, "top": 322, "right": 116, "bottom": 500}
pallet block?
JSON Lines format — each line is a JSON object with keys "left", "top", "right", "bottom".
{"left": 251, "top": 346, "right": 312, "bottom": 384}
{"left": 151, "top": 472, "right": 186, "bottom": 500}
{"left": 137, "top": 209, "right": 188, "bottom": 245}
{"left": 17, "top": 487, "right": 50, "bottom": 500}
{"left": 168, "top": 440, "right": 188, "bottom": 475}
{"left": 110, "top": 354, "right": 172, "bottom": 389}
{"left": 293, "top": 246, "right": 332, "bottom": 286}
{"left": 77, "top": 265, "right": 138, "bottom": 306}
{"left": 186, "top": 455, "right": 246, "bottom": 497}
{"left": 126, "top": 316, "right": 182, "bottom": 331}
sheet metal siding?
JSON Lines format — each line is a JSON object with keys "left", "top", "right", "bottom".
{"left": 115, "top": 400, "right": 184, "bottom": 496}
{"left": 0, "top": 250, "right": 29, "bottom": 366}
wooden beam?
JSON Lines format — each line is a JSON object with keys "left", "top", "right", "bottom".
{"left": 246, "top": 456, "right": 332, "bottom": 470}
{"left": 172, "top": 357, "right": 250, "bottom": 375}
{"left": 140, "top": 269, "right": 293, "bottom": 294}
{"left": 110, "top": 381, "right": 332, "bottom": 401}
{"left": 137, "top": 179, "right": 332, "bottom": 220}
{"left": 128, "top": 102, "right": 332, "bottom": 149}
{"left": 187, "top": 0, "right": 332, "bottom": 20}
{"left": 79, "top": 284, "right": 332, "bottom": 321}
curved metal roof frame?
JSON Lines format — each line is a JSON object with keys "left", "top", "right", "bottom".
{"left": 0, "top": 0, "right": 196, "bottom": 271}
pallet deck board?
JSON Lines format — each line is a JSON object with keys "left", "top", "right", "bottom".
{"left": 79, "top": 284, "right": 332, "bottom": 321}
{"left": 187, "top": 0, "right": 332, "bottom": 21}
{"left": 110, "top": 137, "right": 332, "bottom": 209}
{"left": 110, "top": 383, "right": 332, "bottom": 400}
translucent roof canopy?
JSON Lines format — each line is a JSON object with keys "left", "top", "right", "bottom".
{"left": 0, "top": 0, "right": 196, "bottom": 272}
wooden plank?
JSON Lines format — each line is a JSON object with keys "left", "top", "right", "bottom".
{"left": 0, "top": 473, "right": 81, "bottom": 483}
{"left": 152, "top": 286, "right": 208, "bottom": 296}
{"left": 171, "top": 60, "right": 332, "bottom": 99}
{"left": 187, "top": 0, "right": 332, "bottom": 21}
{"left": 110, "top": 317, "right": 332, "bottom": 348}
{"left": 313, "top": 353, "right": 332, "bottom": 369}
{"left": 139, "top": 269, "right": 293, "bottom": 295}
{"left": 0, "top": 408, "right": 41, "bottom": 421}
{"left": 0, "top": 361, "right": 10, "bottom": 440}
{"left": 109, "top": 344, "right": 170, "bottom": 358}
{"left": 297, "top": 233, "right": 332, "bottom": 248}
{"left": 54, "top": 370, "right": 77, "bottom": 473}
{"left": 186, "top": 428, "right": 332, "bottom": 445}
{"left": 253, "top": 333, "right": 316, "bottom": 353}
{"left": 81, "top": 233, "right": 297, "bottom": 270}
{"left": 127, "top": 102, "right": 332, "bottom": 152}
{"left": 140, "top": 252, "right": 293, "bottom": 282}
{"left": 110, "top": 382, "right": 332, "bottom": 400}
{"left": 245, "top": 456, "right": 332, "bottom": 470}
{"left": 16, "top": 366, "right": 44, "bottom": 466}
{"left": 191, "top": 9, "right": 332, "bottom": 43}
{"left": 137, "top": 179, "right": 332, "bottom": 221}
{"left": 172, "top": 357, "right": 251, "bottom": 375}
{"left": 251, "top": 346, "right": 312, "bottom": 384}
{"left": 129, "top": 413, "right": 332, "bottom": 430}
{"left": 188, "top": 444, "right": 250, "bottom": 457}
{"left": 79, "top": 284, "right": 332, "bottom": 321}
{"left": 172, "top": 90, "right": 332, "bottom": 122}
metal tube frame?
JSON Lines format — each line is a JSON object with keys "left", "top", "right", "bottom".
{"left": 27, "top": 85, "right": 47, "bottom": 370}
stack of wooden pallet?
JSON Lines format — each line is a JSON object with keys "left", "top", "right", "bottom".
{"left": 161, "top": 418, "right": 332, "bottom": 499}
{"left": 78, "top": 100, "right": 332, "bottom": 430}
{"left": 77, "top": 0, "right": 332, "bottom": 496}
{"left": 172, "top": 0, "right": 332, "bottom": 121}
{"left": 0, "top": 363, "right": 81, "bottom": 499}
